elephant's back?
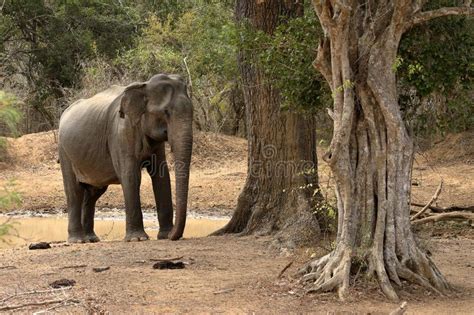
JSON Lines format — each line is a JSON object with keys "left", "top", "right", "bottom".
{"left": 59, "top": 85, "right": 124, "bottom": 136}
{"left": 61, "top": 85, "right": 125, "bottom": 119}
{"left": 58, "top": 86, "right": 123, "bottom": 186}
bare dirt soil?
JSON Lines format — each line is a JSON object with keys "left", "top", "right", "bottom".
{"left": 0, "top": 130, "right": 473, "bottom": 313}
{"left": 0, "top": 236, "right": 472, "bottom": 313}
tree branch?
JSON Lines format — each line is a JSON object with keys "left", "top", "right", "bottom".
{"left": 411, "top": 6, "right": 474, "bottom": 28}
{"left": 410, "top": 180, "right": 442, "bottom": 221}
{"left": 313, "top": 38, "right": 333, "bottom": 90}
{"left": 183, "top": 56, "right": 193, "bottom": 99}
{"left": 410, "top": 203, "right": 474, "bottom": 213}
{"left": 0, "top": 298, "right": 79, "bottom": 312}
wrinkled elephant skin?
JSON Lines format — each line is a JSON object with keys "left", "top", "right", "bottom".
{"left": 58, "top": 74, "right": 193, "bottom": 243}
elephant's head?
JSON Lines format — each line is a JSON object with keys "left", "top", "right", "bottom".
{"left": 120, "top": 74, "right": 193, "bottom": 240}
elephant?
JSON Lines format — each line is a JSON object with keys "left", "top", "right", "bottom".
{"left": 58, "top": 74, "right": 193, "bottom": 243}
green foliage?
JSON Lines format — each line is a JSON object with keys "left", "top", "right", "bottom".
{"left": 0, "top": 181, "right": 21, "bottom": 211}
{"left": 398, "top": 8, "right": 474, "bottom": 135}
{"left": 112, "top": 1, "right": 239, "bottom": 132}
{"left": 1, "top": 0, "right": 472, "bottom": 137}
{"left": 1, "top": 0, "right": 140, "bottom": 88}
{"left": 0, "top": 91, "right": 22, "bottom": 160}
{"left": 117, "top": 2, "right": 237, "bottom": 81}
{"left": 0, "top": 220, "right": 13, "bottom": 239}
{"left": 0, "top": 91, "right": 22, "bottom": 136}
{"left": 241, "top": 9, "right": 328, "bottom": 112}
{"left": 1, "top": 0, "right": 141, "bottom": 130}
{"left": 399, "top": 17, "right": 472, "bottom": 97}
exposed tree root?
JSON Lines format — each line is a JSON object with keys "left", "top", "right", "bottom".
{"left": 300, "top": 246, "right": 352, "bottom": 300}
{"left": 300, "top": 244, "right": 451, "bottom": 301}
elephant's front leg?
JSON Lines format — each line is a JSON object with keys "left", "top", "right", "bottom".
{"left": 148, "top": 143, "right": 174, "bottom": 239}
{"left": 121, "top": 161, "right": 149, "bottom": 242}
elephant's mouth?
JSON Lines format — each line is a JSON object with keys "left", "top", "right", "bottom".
{"left": 148, "top": 129, "right": 168, "bottom": 142}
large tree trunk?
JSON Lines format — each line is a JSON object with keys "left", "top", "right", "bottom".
{"left": 300, "top": 0, "right": 472, "bottom": 301}
{"left": 213, "top": 0, "right": 322, "bottom": 248}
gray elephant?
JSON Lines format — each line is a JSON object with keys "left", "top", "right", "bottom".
{"left": 58, "top": 74, "right": 193, "bottom": 242}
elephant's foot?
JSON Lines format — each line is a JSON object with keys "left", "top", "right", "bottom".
{"left": 124, "top": 230, "right": 149, "bottom": 242}
{"left": 67, "top": 233, "right": 87, "bottom": 244}
{"left": 157, "top": 228, "right": 172, "bottom": 240}
{"left": 168, "top": 227, "right": 183, "bottom": 241}
{"left": 85, "top": 232, "right": 100, "bottom": 243}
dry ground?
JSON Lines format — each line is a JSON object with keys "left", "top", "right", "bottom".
{"left": 0, "top": 130, "right": 473, "bottom": 313}
{"left": 0, "top": 236, "right": 472, "bottom": 313}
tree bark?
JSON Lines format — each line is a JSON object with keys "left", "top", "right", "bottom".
{"left": 212, "top": 0, "right": 322, "bottom": 248}
{"left": 300, "top": 0, "right": 471, "bottom": 301}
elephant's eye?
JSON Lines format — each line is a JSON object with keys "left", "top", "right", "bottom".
{"left": 164, "top": 109, "right": 170, "bottom": 118}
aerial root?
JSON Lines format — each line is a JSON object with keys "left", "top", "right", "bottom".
{"left": 299, "top": 247, "right": 352, "bottom": 300}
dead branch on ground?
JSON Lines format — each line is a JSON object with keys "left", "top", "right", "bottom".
{"left": 59, "top": 264, "right": 87, "bottom": 270}
{"left": 0, "top": 298, "right": 79, "bottom": 311}
{"left": 411, "top": 180, "right": 443, "bottom": 221}
{"left": 149, "top": 256, "right": 184, "bottom": 262}
{"left": 411, "top": 203, "right": 474, "bottom": 213}
{"left": 412, "top": 212, "right": 474, "bottom": 225}
{"left": 213, "top": 288, "right": 235, "bottom": 295}
{"left": 278, "top": 261, "right": 293, "bottom": 279}
{"left": 1, "top": 287, "right": 72, "bottom": 304}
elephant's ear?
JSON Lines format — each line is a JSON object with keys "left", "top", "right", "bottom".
{"left": 119, "top": 82, "right": 147, "bottom": 125}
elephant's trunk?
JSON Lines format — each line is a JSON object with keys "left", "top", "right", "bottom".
{"left": 168, "top": 113, "right": 193, "bottom": 241}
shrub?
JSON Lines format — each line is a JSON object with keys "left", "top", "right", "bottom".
{"left": 0, "top": 91, "right": 22, "bottom": 161}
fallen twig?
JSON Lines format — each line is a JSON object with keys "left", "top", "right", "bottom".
{"left": 411, "top": 180, "right": 443, "bottom": 221}
{"left": 1, "top": 287, "right": 72, "bottom": 304}
{"left": 412, "top": 212, "right": 474, "bottom": 225}
{"left": 59, "top": 265, "right": 87, "bottom": 270}
{"left": 213, "top": 288, "right": 234, "bottom": 295}
{"left": 0, "top": 265, "right": 16, "bottom": 270}
{"left": 411, "top": 203, "right": 474, "bottom": 213}
{"left": 149, "top": 256, "right": 184, "bottom": 262}
{"left": 0, "top": 298, "right": 79, "bottom": 311}
{"left": 389, "top": 301, "right": 408, "bottom": 315}
{"left": 32, "top": 299, "right": 77, "bottom": 315}
{"left": 278, "top": 261, "right": 293, "bottom": 279}
{"left": 92, "top": 266, "right": 110, "bottom": 273}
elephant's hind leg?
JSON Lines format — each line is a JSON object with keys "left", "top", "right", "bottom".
{"left": 82, "top": 185, "right": 108, "bottom": 242}
{"left": 59, "top": 151, "right": 86, "bottom": 243}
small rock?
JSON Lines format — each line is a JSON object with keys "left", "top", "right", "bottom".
{"left": 153, "top": 261, "right": 185, "bottom": 270}
{"left": 29, "top": 242, "right": 51, "bottom": 250}
{"left": 92, "top": 266, "right": 110, "bottom": 273}
{"left": 49, "top": 279, "right": 76, "bottom": 288}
